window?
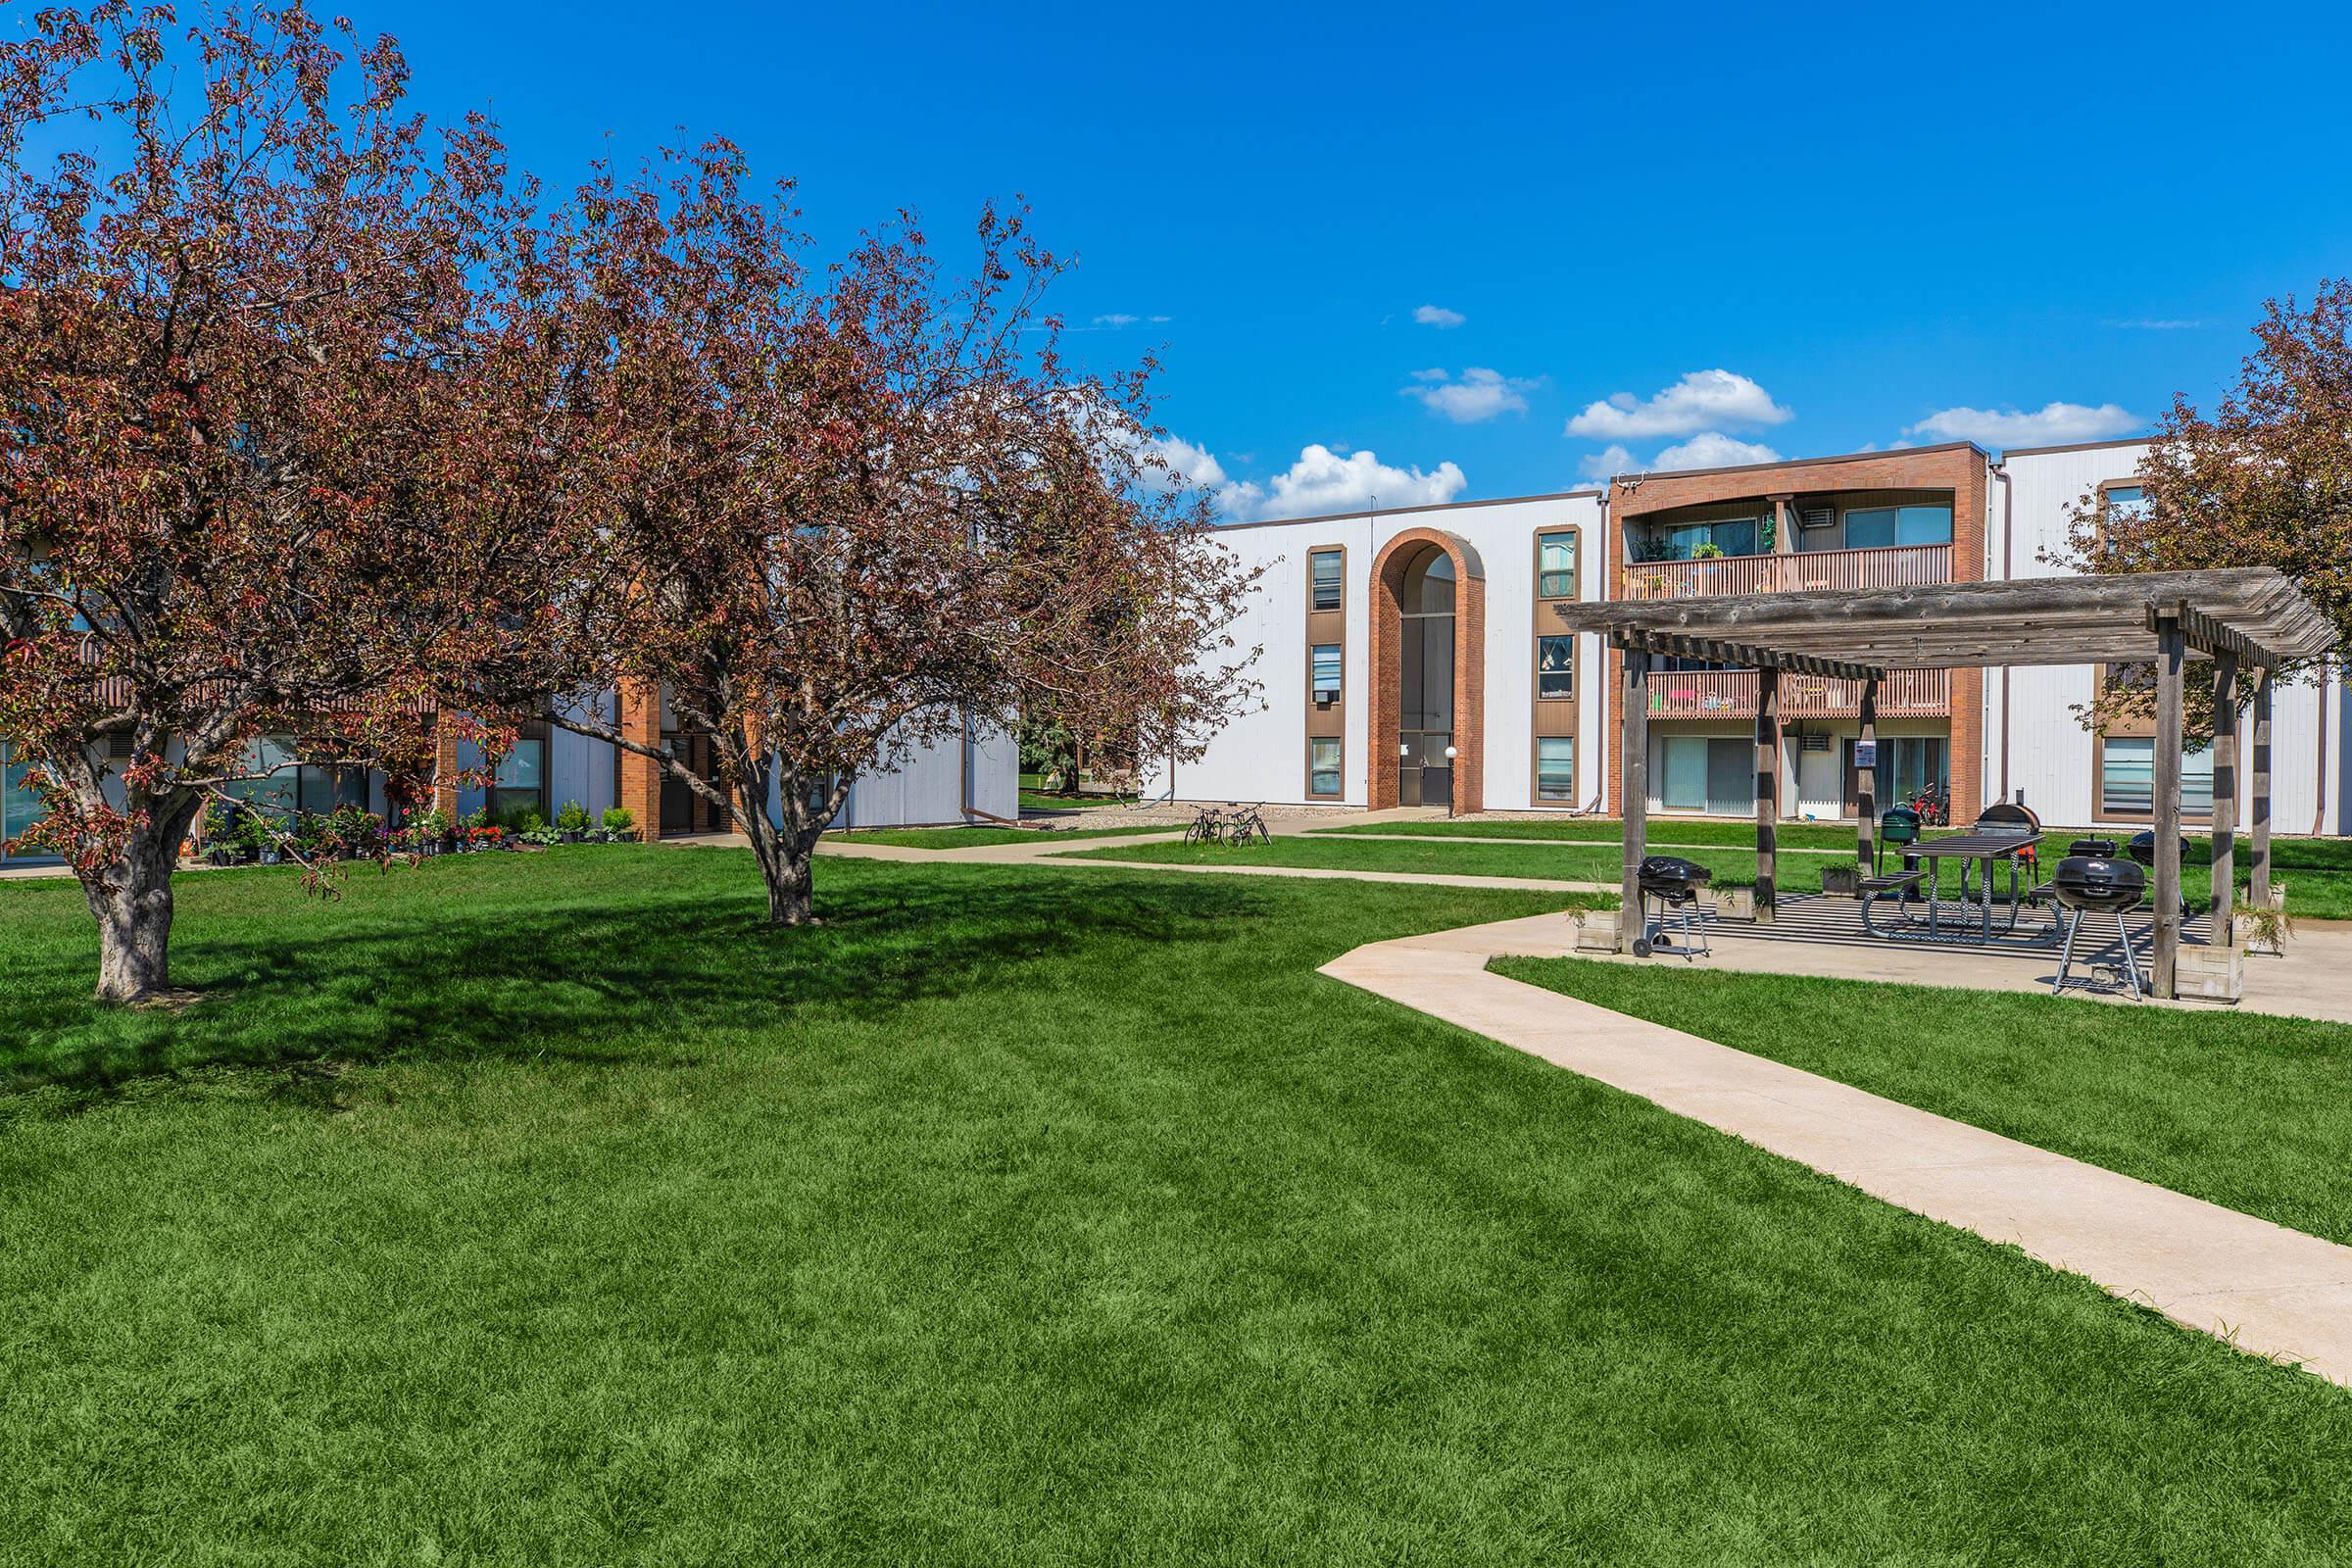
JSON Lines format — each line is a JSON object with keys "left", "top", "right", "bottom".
{"left": 1536, "top": 737, "right": 1575, "bottom": 802}
{"left": 2100, "top": 737, "right": 2215, "bottom": 818}
{"left": 1, "top": 742, "right": 49, "bottom": 858}
{"left": 1871, "top": 737, "right": 1947, "bottom": 808}
{"left": 1308, "top": 737, "right": 1342, "bottom": 797}
{"left": 1842, "top": 505, "right": 1952, "bottom": 549}
{"left": 1537, "top": 636, "right": 1574, "bottom": 701}
{"left": 1310, "top": 550, "right": 1343, "bottom": 612}
{"left": 1310, "top": 644, "right": 1342, "bottom": 702}
{"left": 221, "top": 736, "right": 365, "bottom": 820}
{"left": 2104, "top": 485, "right": 2152, "bottom": 525}
{"left": 490, "top": 739, "right": 546, "bottom": 823}
{"left": 1658, "top": 736, "right": 1751, "bottom": 815}
{"left": 1630, "top": 517, "right": 1759, "bottom": 563}
{"left": 1537, "top": 531, "right": 1577, "bottom": 598}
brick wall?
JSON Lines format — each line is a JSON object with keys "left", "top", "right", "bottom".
{"left": 618, "top": 681, "right": 663, "bottom": 841}
{"left": 1600, "top": 443, "right": 1989, "bottom": 818}
{"left": 1366, "top": 526, "right": 1486, "bottom": 813}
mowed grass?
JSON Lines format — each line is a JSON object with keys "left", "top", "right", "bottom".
{"left": 1492, "top": 957, "right": 2352, "bottom": 1248}
{"left": 1316, "top": 818, "right": 2352, "bottom": 918}
{"left": 1313, "top": 816, "right": 1917, "bottom": 852}
{"left": 8, "top": 853, "right": 2352, "bottom": 1560}
{"left": 1069, "top": 832, "right": 1881, "bottom": 889}
{"left": 827, "top": 822, "right": 1172, "bottom": 850}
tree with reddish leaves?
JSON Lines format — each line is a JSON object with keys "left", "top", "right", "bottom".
{"left": 0, "top": 4, "right": 562, "bottom": 1002}
{"left": 2058, "top": 280, "right": 2352, "bottom": 736}
{"left": 529, "top": 148, "right": 1259, "bottom": 925}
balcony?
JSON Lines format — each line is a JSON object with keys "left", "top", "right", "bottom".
{"left": 1620, "top": 542, "right": 1952, "bottom": 602}
{"left": 1644, "top": 667, "right": 1949, "bottom": 720}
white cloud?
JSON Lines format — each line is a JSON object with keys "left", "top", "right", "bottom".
{"left": 1904, "top": 401, "right": 2138, "bottom": 447}
{"left": 1221, "top": 443, "right": 1467, "bottom": 520}
{"left": 1412, "top": 304, "right": 1466, "bottom": 328}
{"left": 1401, "top": 367, "right": 1539, "bottom": 424}
{"left": 1575, "top": 432, "right": 1780, "bottom": 480}
{"left": 1566, "top": 369, "right": 1793, "bottom": 440}
{"left": 1577, "top": 444, "right": 1637, "bottom": 481}
{"left": 1094, "top": 313, "right": 1140, "bottom": 328}
{"left": 1650, "top": 433, "right": 1782, "bottom": 470}
{"left": 2108, "top": 318, "right": 2203, "bottom": 330}
{"left": 1146, "top": 432, "right": 1230, "bottom": 490}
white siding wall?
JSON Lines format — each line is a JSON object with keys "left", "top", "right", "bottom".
{"left": 1997, "top": 442, "right": 2344, "bottom": 833}
{"left": 1142, "top": 493, "right": 1608, "bottom": 808}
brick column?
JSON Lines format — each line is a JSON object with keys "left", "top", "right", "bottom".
{"left": 619, "top": 681, "right": 663, "bottom": 841}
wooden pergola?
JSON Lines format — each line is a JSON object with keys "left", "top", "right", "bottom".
{"left": 1551, "top": 567, "right": 2338, "bottom": 997}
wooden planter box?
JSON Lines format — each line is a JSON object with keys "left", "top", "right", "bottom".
{"left": 1711, "top": 887, "right": 1757, "bottom": 921}
{"left": 2175, "top": 943, "right": 2243, "bottom": 1004}
{"left": 1821, "top": 863, "right": 1862, "bottom": 898}
{"left": 1572, "top": 910, "right": 1621, "bottom": 954}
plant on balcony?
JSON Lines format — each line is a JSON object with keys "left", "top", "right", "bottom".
{"left": 1691, "top": 542, "right": 1726, "bottom": 560}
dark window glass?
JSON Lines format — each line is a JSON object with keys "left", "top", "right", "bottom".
{"left": 1537, "top": 636, "right": 1574, "bottom": 700}
{"left": 1308, "top": 737, "right": 1341, "bottom": 796}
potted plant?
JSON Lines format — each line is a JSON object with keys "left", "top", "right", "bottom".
{"left": 601, "top": 806, "right": 637, "bottom": 844}
{"left": 1691, "top": 541, "right": 1726, "bottom": 560}
{"left": 556, "top": 799, "right": 591, "bottom": 845}
{"left": 2233, "top": 900, "right": 2293, "bottom": 957}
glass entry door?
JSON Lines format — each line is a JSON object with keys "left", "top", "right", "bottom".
{"left": 1397, "top": 547, "right": 1455, "bottom": 809}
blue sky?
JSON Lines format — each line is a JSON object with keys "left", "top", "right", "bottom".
{"left": 346, "top": 3, "right": 2352, "bottom": 516}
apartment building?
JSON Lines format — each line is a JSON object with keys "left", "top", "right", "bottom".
{"left": 1149, "top": 439, "right": 2350, "bottom": 834}
{"left": 0, "top": 688, "right": 1016, "bottom": 868}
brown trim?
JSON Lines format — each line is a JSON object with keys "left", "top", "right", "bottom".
{"left": 1998, "top": 435, "right": 2155, "bottom": 459}
{"left": 1220, "top": 489, "right": 1602, "bottom": 533}
{"left": 1304, "top": 542, "right": 1348, "bottom": 616}
{"left": 1529, "top": 522, "right": 1583, "bottom": 807}
{"left": 1367, "top": 527, "right": 1486, "bottom": 812}
{"left": 1304, "top": 545, "right": 1347, "bottom": 770}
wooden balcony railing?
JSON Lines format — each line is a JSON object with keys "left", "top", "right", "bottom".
{"left": 1620, "top": 542, "right": 1953, "bottom": 601}
{"left": 1644, "top": 667, "right": 1948, "bottom": 720}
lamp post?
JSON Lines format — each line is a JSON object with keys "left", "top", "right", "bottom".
{"left": 1444, "top": 745, "right": 1459, "bottom": 818}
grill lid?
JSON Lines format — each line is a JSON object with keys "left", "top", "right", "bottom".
{"left": 1975, "top": 801, "right": 2042, "bottom": 837}
{"left": 2052, "top": 855, "right": 2147, "bottom": 905}
{"left": 1638, "top": 855, "right": 1714, "bottom": 889}
{"left": 2126, "top": 830, "right": 2190, "bottom": 868}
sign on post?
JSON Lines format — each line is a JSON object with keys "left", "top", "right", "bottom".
{"left": 1853, "top": 739, "right": 1877, "bottom": 769}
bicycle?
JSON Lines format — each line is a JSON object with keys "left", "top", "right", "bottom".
{"left": 1183, "top": 805, "right": 1227, "bottom": 847}
{"left": 1225, "top": 804, "right": 1271, "bottom": 846}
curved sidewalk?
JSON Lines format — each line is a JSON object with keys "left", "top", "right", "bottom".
{"left": 1321, "top": 909, "right": 2352, "bottom": 1387}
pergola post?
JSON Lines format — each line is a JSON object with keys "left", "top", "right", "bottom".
{"left": 1755, "top": 666, "right": 1779, "bottom": 919}
{"left": 2210, "top": 653, "right": 2239, "bottom": 941}
{"left": 1619, "top": 641, "right": 1649, "bottom": 953}
{"left": 1856, "top": 677, "right": 1879, "bottom": 870}
{"left": 2251, "top": 666, "right": 2274, "bottom": 909}
{"left": 2153, "top": 612, "right": 2185, "bottom": 999}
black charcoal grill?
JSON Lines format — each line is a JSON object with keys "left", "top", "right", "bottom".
{"left": 2049, "top": 854, "right": 2149, "bottom": 997}
{"left": 2127, "top": 829, "right": 2193, "bottom": 922}
{"left": 1634, "top": 855, "right": 1714, "bottom": 960}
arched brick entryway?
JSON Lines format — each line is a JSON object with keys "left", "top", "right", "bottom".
{"left": 1367, "top": 527, "right": 1486, "bottom": 812}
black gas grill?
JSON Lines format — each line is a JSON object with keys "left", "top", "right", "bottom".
{"left": 1634, "top": 856, "right": 1714, "bottom": 960}
{"left": 2049, "top": 854, "right": 2150, "bottom": 997}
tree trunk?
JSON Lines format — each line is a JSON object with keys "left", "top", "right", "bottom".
{"left": 84, "top": 803, "right": 196, "bottom": 1004}
{"left": 737, "top": 777, "right": 821, "bottom": 927}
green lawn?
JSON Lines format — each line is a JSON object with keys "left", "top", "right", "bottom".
{"left": 1301, "top": 819, "right": 2351, "bottom": 918}
{"left": 829, "top": 822, "right": 1172, "bottom": 850}
{"left": 1493, "top": 957, "right": 2352, "bottom": 1249}
{"left": 1068, "top": 833, "right": 1892, "bottom": 890}
{"left": 8, "top": 852, "right": 2352, "bottom": 1560}
{"left": 1312, "top": 816, "right": 1918, "bottom": 852}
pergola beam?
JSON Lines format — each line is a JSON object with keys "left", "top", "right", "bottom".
{"left": 1606, "top": 630, "right": 1879, "bottom": 683}
{"left": 2162, "top": 602, "right": 2288, "bottom": 674}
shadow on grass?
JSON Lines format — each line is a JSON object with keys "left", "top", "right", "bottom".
{"left": 0, "top": 858, "right": 1273, "bottom": 1106}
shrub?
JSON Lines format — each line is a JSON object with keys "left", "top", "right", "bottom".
{"left": 602, "top": 806, "right": 635, "bottom": 833}
{"left": 556, "top": 799, "right": 591, "bottom": 834}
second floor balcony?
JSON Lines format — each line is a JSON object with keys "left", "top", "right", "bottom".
{"left": 1644, "top": 666, "right": 1949, "bottom": 719}
{"left": 1621, "top": 541, "right": 1953, "bottom": 601}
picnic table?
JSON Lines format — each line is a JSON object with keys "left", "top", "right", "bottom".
{"left": 1860, "top": 829, "right": 2058, "bottom": 944}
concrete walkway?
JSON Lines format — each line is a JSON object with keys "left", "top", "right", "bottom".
{"left": 1322, "top": 909, "right": 2352, "bottom": 1386}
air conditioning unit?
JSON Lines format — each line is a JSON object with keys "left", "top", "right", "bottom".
{"left": 1798, "top": 506, "right": 1835, "bottom": 533}
{"left": 1314, "top": 688, "right": 1340, "bottom": 706}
